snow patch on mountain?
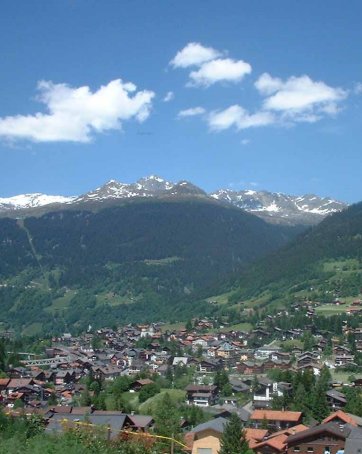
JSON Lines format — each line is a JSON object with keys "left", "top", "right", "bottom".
{"left": 0, "top": 193, "right": 75, "bottom": 211}
{"left": 210, "top": 188, "right": 346, "bottom": 224}
{"left": 0, "top": 176, "right": 347, "bottom": 225}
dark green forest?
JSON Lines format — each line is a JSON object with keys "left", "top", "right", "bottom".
{"left": 0, "top": 199, "right": 301, "bottom": 334}
{"left": 229, "top": 201, "right": 362, "bottom": 304}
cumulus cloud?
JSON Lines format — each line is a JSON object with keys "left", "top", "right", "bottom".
{"left": 189, "top": 58, "right": 252, "bottom": 87}
{"left": 171, "top": 42, "right": 252, "bottom": 87}
{"left": 255, "top": 73, "right": 347, "bottom": 122}
{"left": 170, "top": 42, "right": 221, "bottom": 68}
{"left": 178, "top": 107, "right": 206, "bottom": 117}
{"left": 208, "top": 105, "right": 274, "bottom": 131}
{"left": 0, "top": 79, "right": 155, "bottom": 143}
{"left": 163, "top": 91, "right": 174, "bottom": 102}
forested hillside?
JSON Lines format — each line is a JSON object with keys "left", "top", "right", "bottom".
{"left": 228, "top": 201, "right": 362, "bottom": 306}
{"left": 0, "top": 199, "right": 301, "bottom": 334}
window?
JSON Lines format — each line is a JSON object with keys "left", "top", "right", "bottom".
{"left": 324, "top": 448, "right": 331, "bottom": 454}
{"left": 293, "top": 448, "right": 300, "bottom": 453}
{"left": 307, "top": 449, "right": 314, "bottom": 453}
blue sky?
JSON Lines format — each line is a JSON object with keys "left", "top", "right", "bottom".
{"left": 0, "top": 0, "right": 361, "bottom": 202}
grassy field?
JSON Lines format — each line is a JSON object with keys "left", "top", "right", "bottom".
{"left": 323, "top": 258, "right": 360, "bottom": 274}
{"left": 206, "top": 322, "right": 253, "bottom": 334}
{"left": 315, "top": 304, "right": 350, "bottom": 316}
{"left": 22, "top": 322, "right": 43, "bottom": 336}
{"left": 330, "top": 370, "right": 361, "bottom": 384}
{"left": 159, "top": 322, "right": 186, "bottom": 332}
{"left": 138, "top": 388, "right": 185, "bottom": 414}
{"left": 205, "top": 292, "right": 234, "bottom": 305}
{"left": 45, "top": 289, "right": 77, "bottom": 314}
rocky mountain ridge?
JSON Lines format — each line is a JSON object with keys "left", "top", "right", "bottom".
{"left": 0, "top": 175, "right": 347, "bottom": 225}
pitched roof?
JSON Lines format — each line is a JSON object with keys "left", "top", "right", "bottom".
{"left": 7, "top": 378, "right": 33, "bottom": 388}
{"left": 269, "top": 423, "right": 309, "bottom": 438}
{"left": 46, "top": 413, "right": 129, "bottom": 439}
{"left": 250, "top": 410, "right": 302, "bottom": 422}
{"left": 345, "top": 426, "right": 362, "bottom": 454}
{"left": 286, "top": 422, "right": 352, "bottom": 445}
{"left": 192, "top": 417, "right": 228, "bottom": 435}
{"left": 244, "top": 428, "right": 268, "bottom": 448}
{"left": 322, "top": 410, "right": 358, "bottom": 427}
{"left": 254, "top": 434, "right": 288, "bottom": 452}
{"left": 245, "top": 428, "right": 268, "bottom": 442}
{"left": 127, "top": 414, "right": 154, "bottom": 428}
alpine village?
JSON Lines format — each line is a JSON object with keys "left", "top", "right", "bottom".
{"left": 0, "top": 177, "right": 361, "bottom": 453}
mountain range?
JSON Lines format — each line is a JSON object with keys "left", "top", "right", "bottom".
{"left": 0, "top": 174, "right": 357, "bottom": 335}
{"left": 0, "top": 175, "right": 347, "bottom": 225}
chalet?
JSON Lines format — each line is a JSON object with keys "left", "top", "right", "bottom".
{"left": 130, "top": 379, "right": 154, "bottom": 392}
{"left": 286, "top": 422, "right": 351, "bottom": 454}
{"left": 251, "top": 424, "right": 310, "bottom": 454}
{"left": 333, "top": 345, "right": 351, "bottom": 356}
{"left": 216, "top": 342, "right": 236, "bottom": 359}
{"left": 250, "top": 329, "right": 270, "bottom": 340}
{"left": 253, "top": 379, "right": 292, "bottom": 410}
{"left": 326, "top": 390, "right": 346, "bottom": 411}
{"left": 46, "top": 412, "right": 134, "bottom": 439}
{"left": 237, "top": 361, "right": 264, "bottom": 375}
{"left": 322, "top": 410, "right": 362, "bottom": 427}
{"left": 192, "top": 338, "right": 209, "bottom": 349}
{"left": 6, "top": 378, "right": 35, "bottom": 394}
{"left": 296, "top": 362, "right": 322, "bottom": 376}
{"left": 296, "top": 352, "right": 320, "bottom": 367}
{"left": 335, "top": 354, "right": 355, "bottom": 366}
{"left": 126, "top": 414, "right": 154, "bottom": 432}
{"left": 189, "top": 417, "right": 228, "bottom": 454}
{"left": 54, "top": 370, "right": 76, "bottom": 385}
{"left": 250, "top": 410, "right": 303, "bottom": 430}
{"left": 7, "top": 367, "right": 29, "bottom": 379}
{"left": 198, "top": 359, "right": 221, "bottom": 374}
{"left": 270, "top": 351, "right": 291, "bottom": 362}
{"left": 185, "top": 384, "right": 218, "bottom": 407}
{"left": 172, "top": 357, "right": 188, "bottom": 367}
{"left": 229, "top": 378, "right": 250, "bottom": 394}
{"left": 255, "top": 343, "right": 282, "bottom": 360}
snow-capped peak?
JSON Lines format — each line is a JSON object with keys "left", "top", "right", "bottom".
{"left": 0, "top": 177, "right": 347, "bottom": 225}
{"left": 0, "top": 193, "right": 75, "bottom": 211}
{"left": 210, "top": 188, "right": 347, "bottom": 225}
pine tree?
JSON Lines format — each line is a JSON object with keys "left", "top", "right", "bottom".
{"left": 154, "top": 393, "right": 180, "bottom": 438}
{"left": 219, "top": 414, "right": 251, "bottom": 454}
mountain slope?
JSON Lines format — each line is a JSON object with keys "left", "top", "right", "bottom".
{"left": 0, "top": 175, "right": 347, "bottom": 226}
{"left": 0, "top": 198, "right": 301, "bottom": 333}
{"left": 228, "top": 201, "right": 362, "bottom": 306}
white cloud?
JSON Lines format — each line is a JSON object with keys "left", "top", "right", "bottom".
{"left": 208, "top": 105, "right": 274, "bottom": 131}
{"left": 189, "top": 58, "right": 252, "bottom": 87}
{"left": 241, "top": 138, "right": 251, "bottom": 146}
{"left": 178, "top": 107, "right": 206, "bottom": 118}
{"left": 170, "top": 42, "right": 221, "bottom": 68}
{"left": 171, "top": 42, "right": 252, "bottom": 87}
{"left": 354, "top": 82, "right": 362, "bottom": 94}
{"left": 0, "top": 79, "right": 155, "bottom": 143}
{"left": 255, "top": 73, "right": 347, "bottom": 121}
{"left": 163, "top": 91, "right": 174, "bottom": 102}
